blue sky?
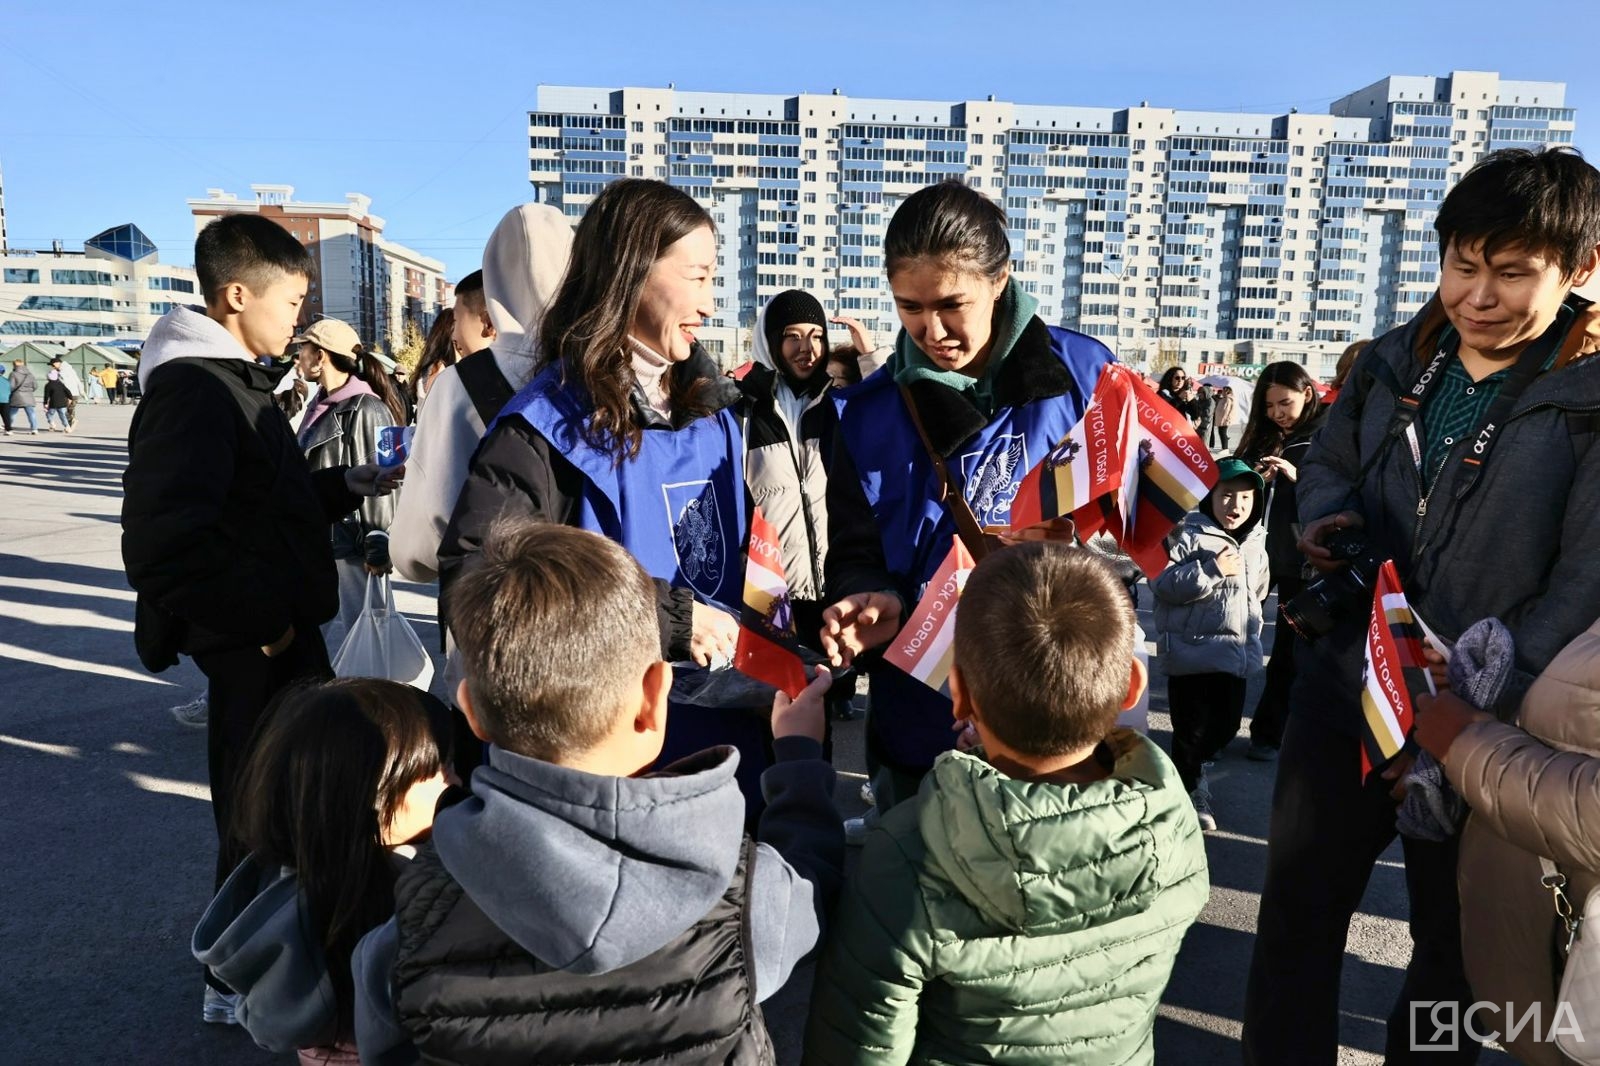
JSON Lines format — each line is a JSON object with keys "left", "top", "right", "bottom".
{"left": 2, "top": 0, "right": 1594, "bottom": 275}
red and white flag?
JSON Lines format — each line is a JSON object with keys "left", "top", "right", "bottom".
{"left": 882, "top": 537, "right": 977, "bottom": 697}
{"left": 1359, "top": 560, "right": 1436, "bottom": 780}
{"left": 733, "top": 506, "right": 808, "bottom": 699}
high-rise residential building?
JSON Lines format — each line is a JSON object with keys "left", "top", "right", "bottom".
{"left": 526, "top": 72, "right": 1574, "bottom": 376}
{"left": 188, "top": 185, "right": 449, "bottom": 351}
{"left": 0, "top": 224, "right": 200, "bottom": 346}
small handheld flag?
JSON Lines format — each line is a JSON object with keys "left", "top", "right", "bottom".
{"left": 734, "top": 506, "right": 808, "bottom": 699}
{"left": 882, "top": 537, "right": 978, "bottom": 697}
{"left": 1120, "top": 373, "right": 1221, "bottom": 578}
{"left": 1359, "top": 560, "right": 1436, "bottom": 780}
{"left": 1011, "top": 365, "right": 1133, "bottom": 533}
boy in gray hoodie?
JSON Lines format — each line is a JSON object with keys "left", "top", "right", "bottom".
{"left": 353, "top": 518, "right": 844, "bottom": 1065}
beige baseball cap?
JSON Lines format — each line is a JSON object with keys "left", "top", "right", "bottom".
{"left": 293, "top": 318, "right": 362, "bottom": 359}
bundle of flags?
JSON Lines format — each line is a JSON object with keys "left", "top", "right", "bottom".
{"left": 880, "top": 537, "right": 978, "bottom": 697}
{"left": 733, "top": 506, "right": 808, "bottom": 699}
{"left": 1011, "top": 363, "right": 1219, "bottom": 578}
{"left": 1359, "top": 560, "right": 1436, "bottom": 780}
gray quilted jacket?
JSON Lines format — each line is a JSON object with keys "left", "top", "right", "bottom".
{"left": 1153, "top": 503, "right": 1269, "bottom": 678}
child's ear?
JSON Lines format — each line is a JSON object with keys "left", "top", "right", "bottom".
{"left": 455, "top": 680, "right": 493, "bottom": 742}
{"left": 1121, "top": 655, "right": 1149, "bottom": 712}
{"left": 222, "top": 282, "right": 248, "bottom": 314}
{"left": 950, "top": 664, "right": 978, "bottom": 724}
{"left": 637, "top": 659, "right": 672, "bottom": 735}
{"left": 481, "top": 315, "right": 497, "bottom": 340}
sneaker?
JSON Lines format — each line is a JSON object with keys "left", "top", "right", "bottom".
{"left": 169, "top": 695, "right": 208, "bottom": 729}
{"left": 1190, "top": 781, "right": 1218, "bottom": 832}
{"left": 202, "top": 986, "right": 239, "bottom": 1025}
{"left": 844, "top": 806, "right": 881, "bottom": 847}
{"left": 1247, "top": 743, "right": 1280, "bottom": 762}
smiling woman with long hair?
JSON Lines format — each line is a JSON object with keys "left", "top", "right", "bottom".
{"left": 437, "top": 180, "right": 776, "bottom": 806}
{"left": 819, "top": 180, "right": 1115, "bottom": 811}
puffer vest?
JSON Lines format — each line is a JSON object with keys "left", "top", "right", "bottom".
{"left": 391, "top": 838, "right": 774, "bottom": 1066}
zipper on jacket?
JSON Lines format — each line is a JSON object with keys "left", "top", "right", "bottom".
{"left": 786, "top": 429, "right": 825, "bottom": 597}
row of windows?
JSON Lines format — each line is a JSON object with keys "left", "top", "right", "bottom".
{"left": 18, "top": 295, "right": 114, "bottom": 312}
{"left": 1010, "top": 131, "right": 1127, "bottom": 148}
{"left": 1167, "top": 137, "right": 1288, "bottom": 154}
{"left": 1169, "top": 159, "right": 1288, "bottom": 175}
{"left": 4, "top": 268, "right": 38, "bottom": 284}
{"left": 841, "top": 147, "right": 965, "bottom": 164}
{"left": 0, "top": 319, "right": 119, "bottom": 336}
{"left": 147, "top": 276, "right": 195, "bottom": 293}
{"left": 841, "top": 124, "right": 965, "bottom": 142}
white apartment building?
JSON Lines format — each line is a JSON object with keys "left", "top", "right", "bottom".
{"left": 527, "top": 72, "right": 1574, "bottom": 376}
{"left": 189, "top": 185, "right": 449, "bottom": 352}
{"left": 0, "top": 224, "right": 200, "bottom": 348}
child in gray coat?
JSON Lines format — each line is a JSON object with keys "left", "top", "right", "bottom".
{"left": 1153, "top": 457, "right": 1268, "bottom": 830}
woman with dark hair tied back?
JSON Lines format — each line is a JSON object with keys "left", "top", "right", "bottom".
{"left": 410, "top": 306, "right": 457, "bottom": 412}
{"left": 820, "top": 179, "right": 1114, "bottom": 816}
{"left": 438, "top": 180, "right": 776, "bottom": 807}
{"left": 192, "top": 678, "right": 457, "bottom": 1062}
{"left": 295, "top": 317, "right": 407, "bottom": 648}
{"left": 1233, "top": 360, "right": 1327, "bottom": 760}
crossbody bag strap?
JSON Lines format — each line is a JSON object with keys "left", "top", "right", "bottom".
{"left": 898, "top": 384, "right": 994, "bottom": 561}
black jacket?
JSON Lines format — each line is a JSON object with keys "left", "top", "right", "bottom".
{"left": 1238, "top": 406, "right": 1328, "bottom": 580}
{"left": 122, "top": 357, "right": 360, "bottom": 670}
{"left": 299, "top": 388, "right": 397, "bottom": 564}
{"left": 437, "top": 348, "right": 741, "bottom": 660}
{"left": 43, "top": 378, "right": 72, "bottom": 408}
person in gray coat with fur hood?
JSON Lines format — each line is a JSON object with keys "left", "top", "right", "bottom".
{"left": 1153, "top": 457, "right": 1268, "bottom": 830}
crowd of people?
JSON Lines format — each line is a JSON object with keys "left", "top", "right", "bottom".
{"left": 3, "top": 354, "right": 136, "bottom": 435}
{"left": 112, "top": 145, "right": 1600, "bottom": 1065}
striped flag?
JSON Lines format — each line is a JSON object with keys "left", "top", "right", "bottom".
{"left": 1359, "top": 560, "right": 1436, "bottom": 780}
{"left": 1011, "top": 364, "right": 1134, "bottom": 532}
{"left": 1119, "top": 373, "right": 1221, "bottom": 578}
{"left": 734, "top": 506, "right": 808, "bottom": 699}
{"left": 882, "top": 537, "right": 977, "bottom": 697}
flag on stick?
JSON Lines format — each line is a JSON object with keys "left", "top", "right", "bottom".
{"left": 1120, "top": 373, "right": 1221, "bottom": 578}
{"left": 1358, "top": 560, "right": 1436, "bottom": 780}
{"left": 734, "top": 506, "right": 808, "bottom": 699}
{"left": 1011, "top": 366, "right": 1134, "bottom": 533}
{"left": 882, "top": 537, "right": 977, "bottom": 696}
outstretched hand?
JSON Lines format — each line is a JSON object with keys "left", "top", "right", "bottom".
{"left": 820, "top": 593, "right": 904, "bottom": 668}
{"left": 346, "top": 463, "right": 404, "bottom": 497}
{"left": 771, "top": 669, "right": 833, "bottom": 744}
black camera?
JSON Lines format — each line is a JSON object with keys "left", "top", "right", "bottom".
{"left": 1280, "top": 529, "right": 1384, "bottom": 642}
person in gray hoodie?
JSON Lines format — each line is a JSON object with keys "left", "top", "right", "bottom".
{"left": 8, "top": 358, "right": 39, "bottom": 433}
{"left": 1153, "top": 456, "right": 1268, "bottom": 830}
{"left": 354, "top": 519, "right": 844, "bottom": 1065}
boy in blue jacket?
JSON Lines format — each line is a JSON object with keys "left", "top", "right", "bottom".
{"left": 354, "top": 518, "right": 844, "bottom": 1064}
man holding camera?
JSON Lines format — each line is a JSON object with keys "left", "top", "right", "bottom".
{"left": 1242, "top": 148, "right": 1600, "bottom": 1064}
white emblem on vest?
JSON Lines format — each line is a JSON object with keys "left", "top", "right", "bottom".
{"left": 960, "top": 433, "right": 1028, "bottom": 526}
{"left": 663, "top": 479, "right": 726, "bottom": 599}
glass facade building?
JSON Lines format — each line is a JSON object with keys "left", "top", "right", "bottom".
{"left": 527, "top": 72, "right": 1574, "bottom": 374}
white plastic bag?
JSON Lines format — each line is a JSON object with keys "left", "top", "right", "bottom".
{"left": 331, "top": 575, "right": 435, "bottom": 690}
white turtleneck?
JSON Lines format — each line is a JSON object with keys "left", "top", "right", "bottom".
{"left": 628, "top": 337, "right": 673, "bottom": 419}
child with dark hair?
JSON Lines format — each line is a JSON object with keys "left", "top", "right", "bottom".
{"left": 354, "top": 519, "right": 843, "bottom": 1065}
{"left": 193, "top": 678, "right": 458, "bottom": 1064}
{"left": 121, "top": 211, "right": 401, "bottom": 1025}
{"left": 806, "top": 543, "right": 1207, "bottom": 1065}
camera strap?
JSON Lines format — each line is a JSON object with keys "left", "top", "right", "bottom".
{"left": 1363, "top": 304, "right": 1573, "bottom": 499}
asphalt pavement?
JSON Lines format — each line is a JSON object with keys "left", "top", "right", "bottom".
{"left": 0, "top": 403, "right": 1512, "bottom": 1064}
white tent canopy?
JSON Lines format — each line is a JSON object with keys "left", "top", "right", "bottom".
{"left": 1199, "top": 374, "right": 1253, "bottom": 428}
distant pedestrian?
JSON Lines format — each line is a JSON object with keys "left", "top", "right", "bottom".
{"left": 1193, "top": 382, "right": 1215, "bottom": 444}
{"left": 193, "top": 678, "right": 459, "bottom": 1061}
{"left": 0, "top": 370, "right": 11, "bottom": 434}
{"left": 115, "top": 368, "right": 131, "bottom": 404}
{"left": 1212, "top": 385, "right": 1236, "bottom": 451}
{"left": 9, "top": 358, "right": 39, "bottom": 433}
{"left": 43, "top": 370, "right": 73, "bottom": 433}
{"left": 48, "top": 357, "right": 81, "bottom": 426}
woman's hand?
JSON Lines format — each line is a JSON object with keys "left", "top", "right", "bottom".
{"left": 820, "top": 593, "right": 904, "bottom": 668}
{"left": 830, "top": 316, "right": 875, "bottom": 355}
{"left": 1412, "top": 691, "right": 1489, "bottom": 762}
{"left": 690, "top": 602, "right": 739, "bottom": 668}
{"left": 1257, "top": 455, "right": 1297, "bottom": 483}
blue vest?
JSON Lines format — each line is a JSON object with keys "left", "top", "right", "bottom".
{"left": 500, "top": 366, "right": 747, "bottom": 613}
{"left": 834, "top": 326, "right": 1112, "bottom": 769}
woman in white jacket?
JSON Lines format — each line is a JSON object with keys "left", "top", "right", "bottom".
{"left": 389, "top": 204, "right": 575, "bottom": 584}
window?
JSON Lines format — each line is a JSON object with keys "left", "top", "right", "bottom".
{"left": 4, "top": 268, "right": 39, "bottom": 284}
{"left": 52, "top": 269, "right": 111, "bottom": 286}
{"left": 148, "top": 276, "right": 195, "bottom": 293}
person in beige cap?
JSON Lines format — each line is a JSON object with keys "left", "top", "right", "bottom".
{"left": 295, "top": 316, "right": 409, "bottom": 648}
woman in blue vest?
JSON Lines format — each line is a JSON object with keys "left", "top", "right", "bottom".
{"left": 822, "top": 180, "right": 1114, "bottom": 812}
{"left": 438, "top": 180, "right": 767, "bottom": 797}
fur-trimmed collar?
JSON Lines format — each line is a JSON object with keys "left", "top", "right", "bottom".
{"left": 901, "top": 318, "right": 1078, "bottom": 456}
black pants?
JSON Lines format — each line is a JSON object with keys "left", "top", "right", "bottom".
{"left": 1243, "top": 712, "right": 1479, "bottom": 1064}
{"left": 0, "top": 404, "right": 10, "bottom": 432}
{"left": 192, "top": 627, "right": 332, "bottom": 889}
{"left": 1166, "top": 672, "right": 1245, "bottom": 793}
{"left": 1249, "top": 574, "right": 1303, "bottom": 749}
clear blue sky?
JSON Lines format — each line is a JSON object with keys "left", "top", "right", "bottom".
{"left": 2, "top": 0, "right": 1594, "bottom": 275}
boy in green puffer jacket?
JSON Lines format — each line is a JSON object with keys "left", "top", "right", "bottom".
{"left": 805, "top": 543, "right": 1209, "bottom": 1066}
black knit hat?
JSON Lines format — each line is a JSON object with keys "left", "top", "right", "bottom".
{"left": 762, "top": 289, "right": 828, "bottom": 361}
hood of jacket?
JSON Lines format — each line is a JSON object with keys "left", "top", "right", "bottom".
{"left": 483, "top": 203, "right": 575, "bottom": 391}
{"left": 920, "top": 731, "right": 1199, "bottom": 935}
{"left": 432, "top": 743, "right": 747, "bottom": 976}
{"left": 750, "top": 300, "right": 830, "bottom": 433}
{"left": 191, "top": 856, "right": 336, "bottom": 1053}
{"left": 138, "top": 306, "right": 257, "bottom": 392}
